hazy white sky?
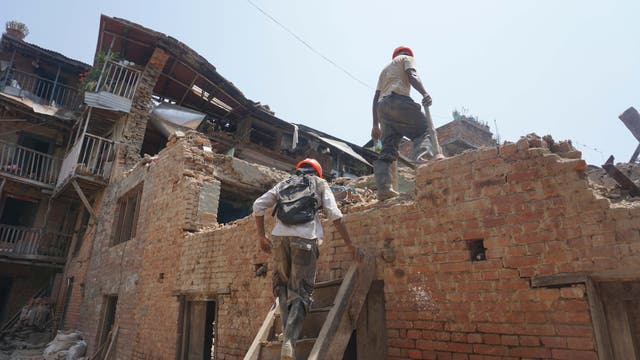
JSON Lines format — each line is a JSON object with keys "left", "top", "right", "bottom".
{"left": 4, "top": 0, "right": 639, "bottom": 165}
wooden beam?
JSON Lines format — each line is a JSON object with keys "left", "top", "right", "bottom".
{"left": 308, "top": 252, "right": 375, "bottom": 360}
{"left": 630, "top": 143, "right": 640, "bottom": 163}
{"left": 530, "top": 272, "right": 589, "bottom": 288}
{"left": 619, "top": 107, "right": 640, "bottom": 142}
{"left": 71, "top": 179, "right": 96, "bottom": 219}
{"left": 244, "top": 299, "right": 279, "bottom": 360}
{"left": 602, "top": 156, "right": 640, "bottom": 196}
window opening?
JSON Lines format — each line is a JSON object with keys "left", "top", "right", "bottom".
{"left": 249, "top": 125, "right": 276, "bottom": 149}
{"left": 59, "top": 277, "right": 73, "bottom": 327}
{"left": 467, "top": 239, "right": 486, "bottom": 261}
{"left": 96, "top": 295, "right": 118, "bottom": 359}
{"left": 113, "top": 184, "right": 142, "bottom": 245}
{"left": 0, "top": 196, "right": 39, "bottom": 227}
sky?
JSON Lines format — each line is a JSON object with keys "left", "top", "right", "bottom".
{"left": 3, "top": 0, "right": 639, "bottom": 166}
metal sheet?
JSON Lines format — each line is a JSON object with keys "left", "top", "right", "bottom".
{"left": 310, "top": 133, "right": 371, "bottom": 166}
{"left": 151, "top": 102, "right": 206, "bottom": 129}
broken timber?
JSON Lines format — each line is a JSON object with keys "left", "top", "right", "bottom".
{"left": 619, "top": 106, "right": 640, "bottom": 163}
{"left": 602, "top": 156, "right": 640, "bottom": 197}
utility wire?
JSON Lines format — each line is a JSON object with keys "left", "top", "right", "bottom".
{"left": 246, "top": 0, "right": 374, "bottom": 90}
{"left": 572, "top": 140, "right": 606, "bottom": 163}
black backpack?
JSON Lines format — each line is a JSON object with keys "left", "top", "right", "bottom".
{"left": 274, "top": 174, "right": 319, "bottom": 225}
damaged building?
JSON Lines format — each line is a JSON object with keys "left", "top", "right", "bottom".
{"left": 1, "top": 15, "right": 640, "bottom": 360}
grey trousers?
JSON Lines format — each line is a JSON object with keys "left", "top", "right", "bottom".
{"left": 272, "top": 236, "right": 319, "bottom": 312}
{"left": 377, "top": 93, "right": 434, "bottom": 163}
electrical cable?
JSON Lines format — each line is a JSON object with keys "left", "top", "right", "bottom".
{"left": 246, "top": 0, "right": 374, "bottom": 90}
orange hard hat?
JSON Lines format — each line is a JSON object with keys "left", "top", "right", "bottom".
{"left": 296, "top": 158, "right": 323, "bottom": 179}
{"left": 392, "top": 46, "right": 414, "bottom": 59}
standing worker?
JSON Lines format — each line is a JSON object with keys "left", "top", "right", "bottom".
{"left": 371, "top": 46, "right": 442, "bottom": 200}
{"left": 253, "top": 158, "right": 358, "bottom": 360}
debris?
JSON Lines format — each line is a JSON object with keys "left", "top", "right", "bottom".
{"left": 43, "top": 331, "right": 84, "bottom": 360}
{"left": 587, "top": 162, "right": 640, "bottom": 202}
{"left": 601, "top": 156, "right": 640, "bottom": 197}
{"left": 0, "top": 298, "right": 54, "bottom": 356}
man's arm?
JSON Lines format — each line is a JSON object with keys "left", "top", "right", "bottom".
{"left": 332, "top": 218, "right": 359, "bottom": 262}
{"left": 406, "top": 68, "right": 432, "bottom": 107}
{"left": 253, "top": 187, "right": 278, "bottom": 254}
{"left": 371, "top": 90, "right": 381, "bottom": 140}
{"left": 254, "top": 215, "right": 271, "bottom": 254}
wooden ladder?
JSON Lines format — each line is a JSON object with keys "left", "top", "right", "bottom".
{"left": 244, "top": 253, "right": 375, "bottom": 360}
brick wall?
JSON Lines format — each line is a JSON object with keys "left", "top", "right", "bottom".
{"left": 116, "top": 47, "right": 169, "bottom": 171}
{"left": 65, "top": 133, "right": 640, "bottom": 359}
{"left": 168, "top": 138, "right": 637, "bottom": 359}
{"left": 59, "top": 132, "right": 220, "bottom": 358}
{"left": 0, "top": 263, "right": 59, "bottom": 323}
{"left": 436, "top": 118, "right": 495, "bottom": 151}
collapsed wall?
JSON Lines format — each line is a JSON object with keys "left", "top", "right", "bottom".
{"left": 154, "top": 136, "right": 638, "bottom": 359}
{"left": 63, "top": 130, "right": 640, "bottom": 359}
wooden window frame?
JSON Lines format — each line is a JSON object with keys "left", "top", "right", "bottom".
{"left": 112, "top": 184, "right": 143, "bottom": 246}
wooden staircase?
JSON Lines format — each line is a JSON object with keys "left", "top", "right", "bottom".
{"left": 245, "top": 253, "right": 375, "bottom": 360}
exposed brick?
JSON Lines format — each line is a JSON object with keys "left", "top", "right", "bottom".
{"left": 551, "top": 349, "right": 598, "bottom": 360}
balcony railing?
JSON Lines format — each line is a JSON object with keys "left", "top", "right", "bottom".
{"left": 0, "top": 140, "right": 60, "bottom": 186}
{"left": 0, "top": 224, "right": 71, "bottom": 262}
{"left": 84, "top": 60, "right": 141, "bottom": 113}
{"left": 1, "top": 68, "right": 82, "bottom": 110}
{"left": 95, "top": 60, "right": 141, "bottom": 100}
{"left": 56, "top": 133, "right": 115, "bottom": 188}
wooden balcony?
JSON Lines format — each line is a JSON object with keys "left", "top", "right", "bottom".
{"left": 0, "top": 224, "right": 71, "bottom": 266}
{"left": 1, "top": 68, "right": 83, "bottom": 111}
{"left": 84, "top": 60, "right": 142, "bottom": 113}
{"left": 0, "top": 140, "right": 60, "bottom": 188}
{"left": 56, "top": 133, "right": 115, "bottom": 191}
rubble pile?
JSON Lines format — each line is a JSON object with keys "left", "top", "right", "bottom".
{"left": 42, "top": 331, "right": 86, "bottom": 360}
{"left": 587, "top": 162, "right": 640, "bottom": 203}
{"left": 0, "top": 298, "right": 53, "bottom": 359}
{"left": 516, "top": 133, "right": 581, "bottom": 159}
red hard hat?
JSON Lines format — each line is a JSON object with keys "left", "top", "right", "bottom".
{"left": 296, "top": 158, "right": 323, "bottom": 179}
{"left": 392, "top": 46, "right": 414, "bottom": 59}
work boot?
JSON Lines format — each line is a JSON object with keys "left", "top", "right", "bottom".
{"left": 411, "top": 133, "right": 434, "bottom": 163}
{"left": 374, "top": 160, "right": 399, "bottom": 201}
{"left": 281, "top": 301, "right": 306, "bottom": 360}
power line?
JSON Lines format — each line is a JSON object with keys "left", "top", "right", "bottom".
{"left": 572, "top": 140, "right": 606, "bottom": 163}
{"left": 246, "top": 0, "right": 374, "bottom": 90}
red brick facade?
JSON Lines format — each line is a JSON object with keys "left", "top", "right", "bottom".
{"left": 58, "top": 132, "right": 640, "bottom": 359}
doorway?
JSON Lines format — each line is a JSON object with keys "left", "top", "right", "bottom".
{"left": 597, "top": 281, "right": 640, "bottom": 359}
{"left": 180, "top": 300, "right": 216, "bottom": 360}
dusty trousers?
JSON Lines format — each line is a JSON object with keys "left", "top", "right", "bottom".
{"left": 377, "top": 93, "right": 434, "bottom": 163}
{"left": 272, "top": 236, "right": 318, "bottom": 358}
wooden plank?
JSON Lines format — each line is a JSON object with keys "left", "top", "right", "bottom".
{"left": 71, "top": 179, "right": 96, "bottom": 219}
{"left": 243, "top": 299, "right": 279, "bottom": 360}
{"left": 630, "top": 143, "right": 640, "bottom": 163}
{"left": 619, "top": 107, "right": 640, "bottom": 142}
{"left": 530, "top": 272, "right": 589, "bottom": 288}
{"left": 602, "top": 156, "right": 640, "bottom": 196}
{"left": 585, "top": 278, "right": 614, "bottom": 360}
{"left": 187, "top": 302, "right": 206, "bottom": 359}
{"left": 356, "top": 281, "right": 388, "bottom": 360}
{"left": 600, "top": 282, "right": 636, "bottom": 359}
{"left": 308, "top": 252, "right": 375, "bottom": 360}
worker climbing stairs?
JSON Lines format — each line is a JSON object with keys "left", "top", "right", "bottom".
{"left": 244, "top": 253, "right": 375, "bottom": 360}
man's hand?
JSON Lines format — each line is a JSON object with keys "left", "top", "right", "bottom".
{"left": 421, "top": 93, "right": 432, "bottom": 107}
{"left": 371, "top": 126, "right": 381, "bottom": 140}
{"left": 259, "top": 235, "right": 272, "bottom": 254}
{"left": 346, "top": 244, "right": 363, "bottom": 263}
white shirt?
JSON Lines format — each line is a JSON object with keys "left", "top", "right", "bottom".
{"left": 252, "top": 175, "right": 342, "bottom": 245}
{"left": 376, "top": 55, "right": 417, "bottom": 99}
